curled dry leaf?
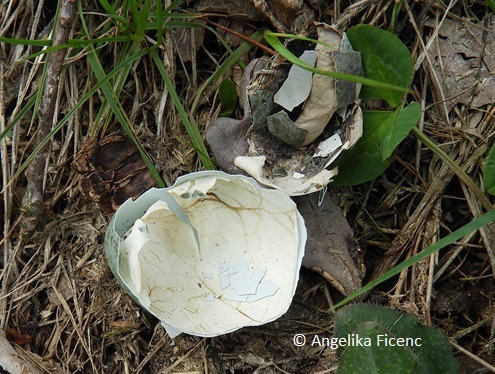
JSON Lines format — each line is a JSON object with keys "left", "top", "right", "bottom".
{"left": 5, "top": 328, "right": 32, "bottom": 345}
{"left": 295, "top": 193, "right": 365, "bottom": 296}
{"left": 205, "top": 59, "right": 259, "bottom": 174}
{"left": 206, "top": 23, "right": 363, "bottom": 196}
{"left": 72, "top": 133, "right": 155, "bottom": 214}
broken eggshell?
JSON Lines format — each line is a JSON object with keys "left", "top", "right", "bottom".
{"left": 206, "top": 23, "right": 364, "bottom": 196}
{"left": 105, "top": 171, "right": 306, "bottom": 338}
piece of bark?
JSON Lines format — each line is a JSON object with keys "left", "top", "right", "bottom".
{"left": 20, "top": 0, "right": 77, "bottom": 239}
{"left": 295, "top": 192, "right": 365, "bottom": 296}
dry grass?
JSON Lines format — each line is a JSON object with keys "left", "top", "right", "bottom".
{"left": 1, "top": 0, "right": 495, "bottom": 372}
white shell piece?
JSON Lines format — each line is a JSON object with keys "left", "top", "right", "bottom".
{"left": 234, "top": 155, "right": 339, "bottom": 196}
{"left": 293, "top": 172, "right": 305, "bottom": 180}
{"left": 229, "top": 268, "right": 266, "bottom": 295}
{"left": 313, "top": 134, "right": 342, "bottom": 158}
{"left": 119, "top": 219, "right": 148, "bottom": 294}
{"left": 219, "top": 274, "right": 230, "bottom": 289}
{"left": 274, "top": 50, "right": 317, "bottom": 111}
{"left": 247, "top": 280, "right": 279, "bottom": 303}
{"left": 161, "top": 322, "right": 182, "bottom": 339}
{"left": 202, "top": 272, "right": 214, "bottom": 280}
{"left": 105, "top": 171, "right": 306, "bottom": 338}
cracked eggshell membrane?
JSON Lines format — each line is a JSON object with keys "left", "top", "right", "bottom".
{"left": 236, "top": 23, "right": 363, "bottom": 196}
{"left": 105, "top": 171, "right": 306, "bottom": 338}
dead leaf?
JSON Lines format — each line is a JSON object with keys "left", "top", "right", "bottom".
{"left": 172, "top": 21, "right": 205, "bottom": 63}
{"left": 248, "top": 0, "right": 314, "bottom": 33}
{"left": 206, "top": 59, "right": 259, "bottom": 174}
{"left": 295, "top": 192, "right": 365, "bottom": 296}
{"left": 48, "top": 272, "right": 73, "bottom": 307}
{"left": 5, "top": 328, "right": 32, "bottom": 345}
{"left": 72, "top": 133, "right": 155, "bottom": 214}
{"left": 195, "top": 0, "right": 264, "bottom": 21}
{"left": 425, "top": 17, "right": 495, "bottom": 112}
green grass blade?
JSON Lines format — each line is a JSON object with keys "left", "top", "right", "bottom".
{"left": 97, "top": 0, "right": 130, "bottom": 30}
{"left": 98, "top": 0, "right": 130, "bottom": 27}
{"left": 90, "top": 40, "right": 135, "bottom": 133}
{"left": 486, "top": 0, "right": 495, "bottom": 12}
{"left": 0, "top": 37, "right": 51, "bottom": 46}
{"left": 263, "top": 31, "right": 336, "bottom": 50}
{"left": 412, "top": 127, "right": 492, "bottom": 211}
{"left": 78, "top": 1, "right": 137, "bottom": 134}
{"left": 150, "top": 49, "right": 215, "bottom": 169}
{"left": 7, "top": 47, "right": 153, "bottom": 187}
{"left": 131, "top": 0, "right": 152, "bottom": 38}
{"left": 483, "top": 143, "right": 495, "bottom": 195}
{"left": 264, "top": 31, "right": 408, "bottom": 93}
{"left": 0, "top": 96, "right": 36, "bottom": 140}
{"left": 154, "top": 22, "right": 242, "bottom": 68}
{"left": 190, "top": 31, "right": 262, "bottom": 115}
{"left": 155, "top": 0, "right": 163, "bottom": 45}
{"left": 330, "top": 208, "right": 495, "bottom": 311}
{"left": 11, "top": 36, "right": 133, "bottom": 64}
{"left": 86, "top": 46, "right": 165, "bottom": 186}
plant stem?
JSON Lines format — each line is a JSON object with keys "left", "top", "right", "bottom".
{"left": 411, "top": 126, "right": 492, "bottom": 211}
{"left": 21, "top": 0, "right": 77, "bottom": 238}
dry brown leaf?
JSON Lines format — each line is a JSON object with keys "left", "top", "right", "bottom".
{"left": 295, "top": 193, "right": 365, "bottom": 296}
{"left": 5, "top": 328, "right": 32, "bottom": 345}
{"left": 48, "top": 273, "right": 73, "bottom": 307}
{"left": 72, "top": 133, "right": 156, "bottom": 214}
{"left": 426, "top": 17, "right": 495, "bottom": 112}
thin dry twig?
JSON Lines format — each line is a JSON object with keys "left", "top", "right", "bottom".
{"left": 20, "top": 0, "right": 77, "bottom": 238}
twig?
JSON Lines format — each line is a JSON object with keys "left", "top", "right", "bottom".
{"left": 20, "top": 0, "right": 77, "bottom": 238}
{"left": 450, "top": 340, "right": 495, "bottom": 373}
{"left": 203, "top": 18, "right": 276, "bottom": 56}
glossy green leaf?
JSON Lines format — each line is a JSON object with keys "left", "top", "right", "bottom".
{"left": 333, "top": 102, "right": 420, "bottom": 185}
{"left": 218, "top": 79, "right": 238, "bottom": 117}
{"left": 347, "top": 25, "right": 414, "bottom": 107}
{"left": 483, "top": 143, "right": 495, "bottom": 195}
{"left": 263, "top": 31, "right": 407, "bottom": 94}
{"left": 381, "top": 101, "right": 421, "bottom": 160}
{"left": 332, "top": 110, "right": 393, "bottom": 185}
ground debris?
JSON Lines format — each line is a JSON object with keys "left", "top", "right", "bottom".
{"left": 425, "top": 17, "right": 495, "bottom": 112}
